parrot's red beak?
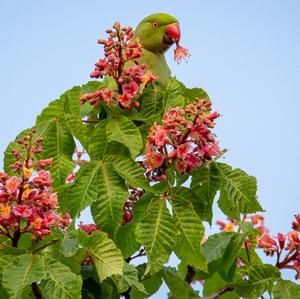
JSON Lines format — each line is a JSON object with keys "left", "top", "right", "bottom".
{"left": 165, "top": 23, "right": 181, "bottom": 44}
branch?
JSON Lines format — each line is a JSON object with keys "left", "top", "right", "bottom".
{"left": 201, "top": 285, "right": 234, "bottom": 299}
{"left": 185, "top": 265, "right": 196, "bottom": 284}
{"left": 31, "top": 282, "right": 44, "bottom": 299}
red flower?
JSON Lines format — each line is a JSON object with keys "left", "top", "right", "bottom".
{"left": 174, "top": 44, "right": 190, "bottom": 64}
{"left": 37, "top": 158, "right": 53, "bottom": 168}
{"left": 14, "top": 205, "right": 32, "bottom": 218}
{"left": 5, "top": 176, "right": 21, "bottom": 194}
{"left": 122, "top": 81, "right": 139, "bottom": 98}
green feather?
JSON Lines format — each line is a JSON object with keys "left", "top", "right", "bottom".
{"left": 134, "top": 13, "right": 179, "bottom": 84}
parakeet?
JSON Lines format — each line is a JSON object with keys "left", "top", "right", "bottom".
{"left": 134, "top": 13, "right": 181, "bottom": 84}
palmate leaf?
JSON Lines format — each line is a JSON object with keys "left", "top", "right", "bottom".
{"left": 184, "top": 86, "right": 209, "bottom": 105}
{"left": 216, "top": 162, "right": 263, "bottom": 220}
{"left": 191, "top": 162, "right": 220, "bottom": 224}
{"left": 91, "top": 162, "right": 129, "bottom": 236}
{"left": 201, "top": 232, "right": 233, "bottom": 264}
{"left": 41, "top": 118, "right": 75, "bottom": 189}
{"left": 162, "top": 77, "right": 185, "bottom": 113}
{"left": 163, "top": 267, "right": 199, "bottom": 299}
{"left": 170, "top": 187, "right": 207, "bottom": 271}
{"left": 112, "top": 263, "right": 145, "bottom": 294}
{"left": 87, "top": 232, "right": 124, "bottom": 282}
{"left": 136, "top": 195, "right": 177, "bottom": 276}
{"left": 2, "top": 254, "right": 46, "bottom": 299}
{"left": 35, "top": 98, "right": 75, "bottom": 189}
{"left": 130, "top": 263, "right": 163, "bottom": 299}
{"left": 109, "top": 155, "right": 151, "bottom": 191}
{"left": 234, "top": 264, "right": 281, "bottom": 299}
{"left": 106, "top": 115, "right": 143, "bottom": 159}
{"left": 65, "top": 160, "right": 102, "bottom": 218}
{"left": 273, "top": 279, "right": 300, "bottom": 299}
{"left": 40, "top": 257, "right": 82, "bottom": 299}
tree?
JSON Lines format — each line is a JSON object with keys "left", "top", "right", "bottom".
{"left": 0, "top": 21, "right": 299, "bottom": 299}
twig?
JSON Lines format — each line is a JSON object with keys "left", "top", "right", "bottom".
{"left": 201, "top": 285, "right": 234, "bottom": 299}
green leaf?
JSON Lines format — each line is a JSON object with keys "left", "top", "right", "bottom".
{"left": 35, "top": 96, "right": 76, "bottom": 189}
{"left": 162, "top": 78, "right": 185, "bottom": 113}
{"left": 191, "top": 162, "right": 220, "bottom": 224}
{"left": 88, "top": 120, "right": 109, "bottom": 160}
{"left": 59, "top": 236, "right": 80, "bottom": 257}
{"left": 184, "top": 87, "right": 209, "bottom": 105}
{"left": 65, "top": 160, "right": 102, "bottom": 218}
{"left": 127, "top": 87, "right": 161, "bottom": 122}
{"left": 203, "top": 272, "right": 238, "bottom": 299}
{"left": 202, "top": 232, "right": 233, "bottom": 263}
{"left": 234, "top": 264, "right": 281, "bottom": 298}
{"left": 2, "top": 254, "right": 46, "bottom": 298}
{"left": 216, "top": 163, "right": 263, "bottom": 220}
{"left": 170, "top": 187, "right": 207, "bottom": 271}
{"left": 3, "top": 128, "right": 33, "bottom": 176}
{"left": 163, "top": 267, "right": 198, "bottom": 299}
{"left": 112, "top": 263, "right": 145, "bottom": 293}
{"left": 273, "top": 279, "right": 300, "bottom": 299}
{"left": 136, "top": 196, "right": 177, "bottom": 275}
{"left": 87, "top": 232, "right": 124, "bottom": 282}
{"left": 91, "top": 162, "right": 129, "bottom": 236}
{"left": 110, "top": 155, "right": 151, "bottom": 191}
{"left": 130, "top": 264, "right": 163, "bottom": 299}
{"left": 222, "top": 233, "right": 246, "bottom": 274}
{"left": 40, "top": 258, "right": 82, "bottom": 299}
{"left": 115, "top": 191, "right": 153, "bottom": 258}
{"left": 106, "top": 115, "right": 143, "bottom": 159}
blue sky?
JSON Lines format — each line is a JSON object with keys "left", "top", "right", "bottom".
{"left": 1, "top": 1, "right": 300, "bottom": 297}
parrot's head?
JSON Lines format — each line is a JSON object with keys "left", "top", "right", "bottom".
{"left": 134, "top": 13, "right": 181, "bottom": 55}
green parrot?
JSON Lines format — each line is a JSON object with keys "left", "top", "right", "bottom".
{"left": 134, "top": 13, "right": 181, "bottom": 84}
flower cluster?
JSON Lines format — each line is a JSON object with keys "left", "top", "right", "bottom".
{"left": 80, "top": 22, "right": 156, "bottom": 109}
{"left": 122, "top": 188, "right": 144, "bottom": 225}
{"left": 79, "top": 222, "right": 100, "bottom": 266}
{"left": 143, "top": 98, "right": 220, "bottom": 180}
{"left": 0, "top": 129, "right": 70, "bottom": 243}
{"left": 216, "top": 214, "right": 267, "bottom": 233}
{"left": 258, "top": 214, "right": 300, "bottom": 279}
{"left": 79, "top": 222, "right": 99, "bottom": 235}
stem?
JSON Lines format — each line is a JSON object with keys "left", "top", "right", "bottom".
{"left": 31, "top": 282, "right": 44, "bottom": 299}
{"left": 81, "top": 119, "right": 99, "bottom": 123}
{"left": 185, "top": 265, "right": 196, "bottom": 284}
{"left": 12, "top": 229, "right": 21, "bottom": 247}
{"left": 202, "top": 285, "right": 234, "bottom": 299}
{"left": 32, "top": 239, "right": 59, "bottom": 254}
{"left": 125, "top": 248, "right": 145, "bottom": 263}
{"left": 277, "top": 250, "right": 298, "bottom": 268}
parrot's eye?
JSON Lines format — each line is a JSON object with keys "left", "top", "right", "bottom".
{"left": 152, "top": 22, "right": 160, "bottom": 28}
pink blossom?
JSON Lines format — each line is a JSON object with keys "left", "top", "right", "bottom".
{"left": 33, "top": 170, "right": 52, "bottom": 187}
{"left": 144, "top": 151, "right": 164, "bottom": 170}
{"left": 5, "top": 176, "right": 21, "bottom": 194}
{"left": 122, "top": 81, "right": 139, "bottom": 98}
{"left": 174, "top": 44, "right": 190, "bottom": 64}
{"left": 175, "top": 159, "right": 187, "bottom": 173}
{"left": 14, "top": 205, "right": 32, "bottom": 218}
{"left": 176, "top": 143, "right": 191, "bottom": 159}
{"left": 37, "top": 158, "right": 53, "bottom": 168}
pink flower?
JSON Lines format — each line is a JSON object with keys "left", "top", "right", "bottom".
{"left": 33, "top": 170, "right": 52, "bottom": 187}
{"left": 174, "top": 44, "right": 190, "bottom": 64}
{"left": 79, "top": 222, "right": 99, "bottom": 235}
{"left": 122, "top": 81, "right": 139, "bottom": 98}
{"left": 66, "top": 172, "right": 76, "bottom": 184}
{"left": 277, "top": 233, "right": 286, "bottom": 249}
{"left": 144, "top": 151, "right": 164, "bottom": 169}
{"left": 5, "top": 176, "right": 21, "bottom": 194}
{"left": 100, "top": 89, "right": 113, "bottom": 104}
{"left": 177, "top": 143, "right": 190, "bottom": 159}
{"left": 14, "top": 205, "right": 32, "bottom": 218}
{"left": 258, "top": 233, "right": 277, "bottom": 256}
{"left": 42, "top": 193, "right": 58, "bottom": 208}
{"left": 37, "top": 159, "right": 53, "bottom": 168}
{"left": 150, "top": 125, "right": 168, "bottom": 147}
{"left": 186, "top": 153, "right": 200, "bottom": 170}
{"left": 175, "top": 159, "right": 187, "bottom": 173}
{"left": 118, "top": 93, "right": 131, "bottom": 108}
